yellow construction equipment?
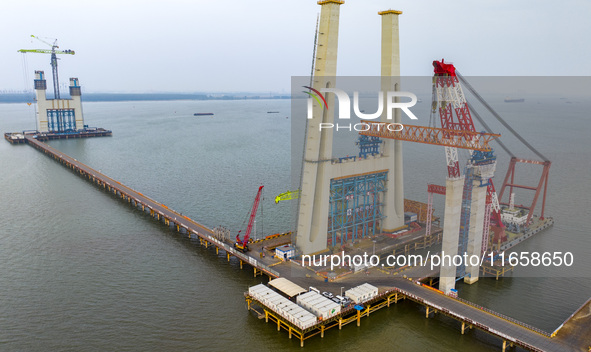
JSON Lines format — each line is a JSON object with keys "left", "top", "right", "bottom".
{"left": 275, "top": 190, "right": 301, "bottom": 204}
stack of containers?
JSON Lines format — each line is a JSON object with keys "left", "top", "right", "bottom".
{"left": 296, "top": 290, "right": 341, "bottom": 320}
{"left": 344, "top": 283, "right": 379, "bottom": 304}
{"left": 248, "top": 284, "right": 317, "bottom": 329}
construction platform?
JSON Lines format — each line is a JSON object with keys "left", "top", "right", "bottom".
{"left": 4, "top": 128, "right": 112, "bottom": 144}
{"left": 500, "top": 216, "right": 555, "bottom": 251}
{"left": 11, "top": 136, "right": 589, "bottom": 351}
{"left": 245, "top": 277, "right": 577, "bottom": 351}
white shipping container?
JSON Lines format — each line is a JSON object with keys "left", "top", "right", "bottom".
{"left": 248, "top": 284, "right": 267, "bottom": 295}
{"left": 353, "top": 287, "right": 372, "bottom": 300}
{"left": 298, "top": 292, "right": 322, "bottom": 304}
{"left": 345, "top": 288, "right": 366, "bottom": 303}
{"left": 304, "top": 296, "right": 325, "bottom": 307}
{"left": 359, "top": 283, "right": 379, "bottom": 298}
{"left": 297, "top": 291, "right": 316, "bottom": 302}
{"left": 249, "top": 284, "right": 318, "bottom": 329}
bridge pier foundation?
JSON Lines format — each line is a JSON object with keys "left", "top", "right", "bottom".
{"left": 461, "top": 322, "right": 473, "bottom": 334}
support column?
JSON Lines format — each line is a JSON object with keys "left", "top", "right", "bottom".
{"left": 34, "top": 71, "right": 49, "bottom": 132}
{"left": 379, "top": 9, "right": 405, "bottom": 231}
{"left": 465, "top": 180, "right": 487, "bottom": 284}
{"left": 439, "top": 177, "right": 465, "bottom": 293}
{"left": 296, "top": 0, "right": 343, "bottom": 255}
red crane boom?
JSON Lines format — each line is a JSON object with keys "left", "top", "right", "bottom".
{"left": 236, "top": 185, "right": 264, "bottom": 249}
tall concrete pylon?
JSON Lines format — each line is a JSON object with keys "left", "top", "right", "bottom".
{"left": 296, "top": 2, "right": 406, "bottom": 255}
{"left": 379, "top": 10, "right": 405, "bottom": 231}
{"left": 439, "top": 177, "right": 464, "bottom": 294}
{"left": 296, "top": 0, "right": 343, "bottom": 255}
{"left": 465, "top": 179, "right": 487, "bottom": 284}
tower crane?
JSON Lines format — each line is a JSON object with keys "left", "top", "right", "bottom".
{"left": 360, "top": 60, "right": 504, "bottom": 277}
{"left": 18, "top": 35, "right": 75, "bottom": 99}
{"left": 235, "top": 185, "right": 264, "bottom": 253}
{"left": 361, "top": 59, "right": 551, "bottom": 262}
{"left": 431, "top": 59, "right": 500, "bottom": 276}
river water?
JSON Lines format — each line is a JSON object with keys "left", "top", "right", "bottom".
{"left": 0, "top": 94, "right": 589, "bottom": 351}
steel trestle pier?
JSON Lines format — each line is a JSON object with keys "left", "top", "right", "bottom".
{"left": 24, "top": 135, "right": 280, "bottom": 278}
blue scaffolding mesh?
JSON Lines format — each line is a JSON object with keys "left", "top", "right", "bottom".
{"left": 47, "top": 109, "right": 76, "bottom": 132}
{"left": 457, "top": 167, "right": 474, "bottom": 278}
{"left": 329, "top": 171, "right": 387, "bottom": 247}
{"left": 457, "top": 150, "right": 496, "bottom": 279}
{"left": 357, "top": 135, "right": 382, "bottom": 158}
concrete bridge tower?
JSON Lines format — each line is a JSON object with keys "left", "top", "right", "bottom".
{"left": 296, "top": 2, "right": 405, "bottom": 255}
{"left": 34, "top": 70, "right": 85, "bottom": 132}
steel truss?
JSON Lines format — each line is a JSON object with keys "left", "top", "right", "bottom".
{"left": 329, "top": 171, "right": 387, "bottom": 247}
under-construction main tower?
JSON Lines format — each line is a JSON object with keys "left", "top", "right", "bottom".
{"left": 432, "top": 60, "right": 498, "bottom": 292}
{"left": 34, "top": 71, "right": 85, "bottom": 132}
{"left": 296, "top": 1, "right": 405, "bottom": 255}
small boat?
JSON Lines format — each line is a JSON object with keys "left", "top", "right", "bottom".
{"left": 194, "top": 113, "right": 214, "bottom": 116}
{"left": 267, "top": 111, "right": 279, "bottom": 114}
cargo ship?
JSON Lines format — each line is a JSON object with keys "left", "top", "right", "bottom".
{"left": 194, "top": 113, "right": 214, "bottom": 116}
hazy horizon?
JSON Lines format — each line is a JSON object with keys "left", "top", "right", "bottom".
{"left": 1, "top": 1, "right": 590, "bottom": 93}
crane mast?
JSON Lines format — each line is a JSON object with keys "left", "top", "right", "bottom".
{"left": 432, "top": 59, "right": 502, "bottom": 258}
{"left": 18, "top": 35, "right": 75, "bottom": 99}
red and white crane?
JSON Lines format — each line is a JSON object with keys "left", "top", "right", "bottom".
{"left": 431, "top": 59, "right": 504, "bottom": 255}
{"left": 235, "top": 185, "right": 264, "bottom": 252}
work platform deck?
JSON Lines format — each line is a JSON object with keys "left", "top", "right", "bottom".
{"left": 4, "top": 129, "right": 112, "bottom": 144}
{"left": 247, "top": 278, "right": 576, "bottom": 351}
{"left": 14, "top": 135, "right": 590, "bottom": 351}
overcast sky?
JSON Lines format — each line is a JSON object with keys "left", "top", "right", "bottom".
{"left": 1, "top": 0, "right": 589, "bottom": 93}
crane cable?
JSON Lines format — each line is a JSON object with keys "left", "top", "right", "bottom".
{"left": 456, "top": 71, "right": 549, "bottom": 162}
{"left": 466, "top": 100, "right": 514, "bottom": 158}
{"left": 295, "top": 13, "right": 320, "bottom": 233}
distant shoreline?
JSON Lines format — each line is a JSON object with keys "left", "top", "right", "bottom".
{"left": 0, "top": 93, "right": 291, "bottom": 104}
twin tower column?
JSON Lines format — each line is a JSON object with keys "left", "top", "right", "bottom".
{"left": 296, "top": 1, "right": 405, "bottom": 255}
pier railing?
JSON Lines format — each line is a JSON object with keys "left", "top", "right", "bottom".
{"left": 455, "top": 296, "right": 551, "bottom": 337}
